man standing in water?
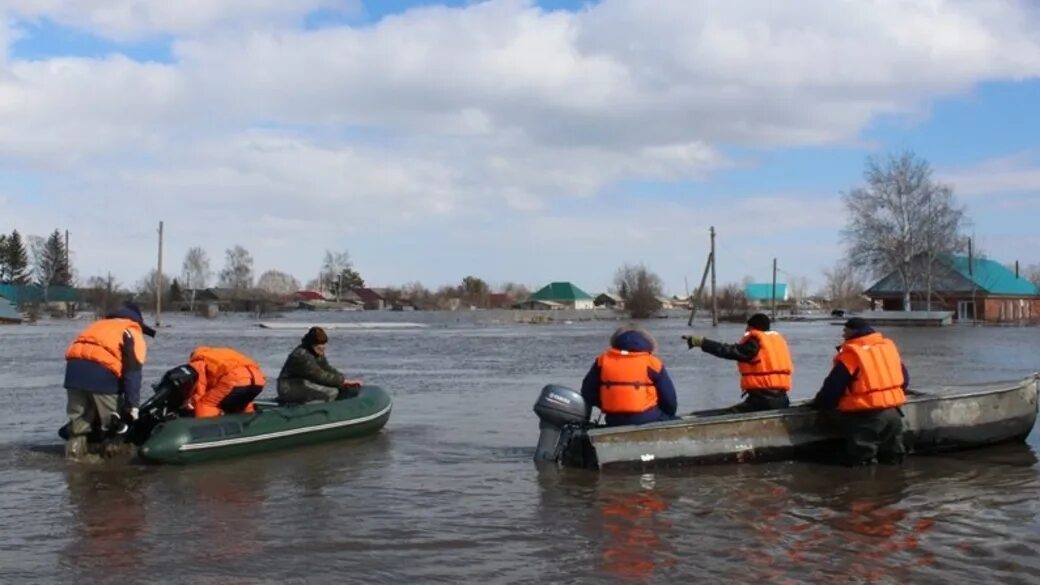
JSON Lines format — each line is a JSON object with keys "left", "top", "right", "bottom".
{"left": 813, "top": 317, "right": 909, "bottom": 466}
{"left": 63, "top": 302, "right": 156, "bottom": 459}
{"left": 683, "top": 313, "right": 794, "bottom": 413}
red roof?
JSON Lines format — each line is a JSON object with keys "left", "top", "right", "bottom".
{"left": 294, "top": 290, "right": 325, "bottom": 301}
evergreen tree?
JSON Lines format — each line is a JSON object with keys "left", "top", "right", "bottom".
{"left": 0, "top": 233, "right": 7, "bottom": 282}
{"left": 42, "top": 230, "right": 72, "bottom": 286}
{"left": 5, "top": 230, "right": 30, "bottom": 284}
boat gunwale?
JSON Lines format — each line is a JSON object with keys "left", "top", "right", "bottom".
{"left": 176, "top": 402, "right": 393, "bottom": 452}
{"left": 585, "top": 374, "right": 1039, "bottom": 438}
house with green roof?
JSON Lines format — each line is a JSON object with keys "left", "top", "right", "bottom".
{"left": 744, "top": 283, "right": 788, "bottom": 304}
{"left": 526, "top": 282, "right": 595, "bottom": 310}
{"left": 864, "top": 254, "right": 1040, "bottom": 322}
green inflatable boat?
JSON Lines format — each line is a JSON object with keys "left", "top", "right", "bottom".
{"left": 137, "top": 385, "right": 393, "bottom": 464}
{"left": 57, "top": 366, "right": 393, "bottom": 465}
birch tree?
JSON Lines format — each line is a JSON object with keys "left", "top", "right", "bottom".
{"left": 841, "top": 151, "right": 969, "bottom": 310}
{"left": 218, "top": 245, "right": 254, "bottom": 290}
{"left": 182, "top": 247, "right": 211, "bottom": 290}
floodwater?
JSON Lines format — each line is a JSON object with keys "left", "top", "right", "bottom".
{"left": 1, "top": 312, "right": 1039, "bottom": 584}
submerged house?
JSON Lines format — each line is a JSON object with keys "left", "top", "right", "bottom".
{"left": 526, "top": 282, "right": 595, "bottom": 310}
{"left": 864, "top": 254, "right": 1040, "bottom": 322}
{"left": 593, "top": 292, "right": 624, "bottom": 309}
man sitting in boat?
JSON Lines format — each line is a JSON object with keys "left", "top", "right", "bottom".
{"left": 580, "top": 325, "right": 679, "bottom": 426}
{"left": 812, "top": 317, "right": 909, "bottom": 466}
{"left": 277, "top": 326, "right": 363, "bottom": 404}
{"left": 184, "top": 347, "right": 266, "bottom": 418}
{"left": 683, "top": 313, "right": 794, "bottom": 413}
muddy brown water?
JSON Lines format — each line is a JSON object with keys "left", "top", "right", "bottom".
{"left": 1, "top": 313, "right": 1038, "bottom": 583}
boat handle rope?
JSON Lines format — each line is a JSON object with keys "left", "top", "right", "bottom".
{"left": 244, "top": 408, "right": 332, "bottom": 427}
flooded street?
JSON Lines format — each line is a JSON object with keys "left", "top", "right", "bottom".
{"left": 1, "top": 313, "right": 1039, "bottom": 584}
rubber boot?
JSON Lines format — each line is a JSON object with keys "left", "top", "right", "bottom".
{"left": 65, "top": 435, "right": 87, "bottom": 460}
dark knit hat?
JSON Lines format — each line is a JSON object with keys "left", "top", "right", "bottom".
{"left": 746, "top": 313, "right": 771, "bottom": 331}
{"left": 302, "top": 326, "right": 329, "bottom": 346}
{"left": 843, "top": 317, "right": 871, "bottom": 332}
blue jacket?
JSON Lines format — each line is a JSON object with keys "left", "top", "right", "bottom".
{"left": 580, "top": 330, "right": 679, "bottom": 426}
{"left": 813, "top": 327, "right": 910, "bottom": 411}
{"left": 63, "top": 307, "right": 146, "bottom": 407}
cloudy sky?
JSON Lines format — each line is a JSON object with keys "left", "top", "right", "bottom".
{"left": 1, "top": 0, "right": 1039, "bottom": 296}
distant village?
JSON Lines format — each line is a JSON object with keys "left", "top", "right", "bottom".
{"left": 2, "top": 251, "right": 1039, "bottom": 326}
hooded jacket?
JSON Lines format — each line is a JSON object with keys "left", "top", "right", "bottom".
{"left": 580, "top": 329, "right": 678, "bottom": 426}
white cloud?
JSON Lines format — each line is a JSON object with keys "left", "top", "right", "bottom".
{"left": 1, "top": 0, "right": 1039, "bottom": 290}
{"left": 6, "top": 0, "right": 361, "bottom": 39}
{"left": 941, "top": 152, "right": 1040, "bottom": 197}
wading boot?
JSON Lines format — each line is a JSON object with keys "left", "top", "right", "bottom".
{"left": 65, "top": 435, "right": 87, "bottom": 460}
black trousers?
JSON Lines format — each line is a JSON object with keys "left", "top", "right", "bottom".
{"left": 839, "top": 408, "right": 905, "bottom": 466}
{"left": 728, "top": 390, "right": 790, "bottom": 413}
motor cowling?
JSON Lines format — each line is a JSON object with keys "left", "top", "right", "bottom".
{"left": 533, "top": 384, "right": 588, "bottom": 465}
{"left": 127, "top": 364, "right": 198, "bottom": 445}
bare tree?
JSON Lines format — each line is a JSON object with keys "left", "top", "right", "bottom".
{"left": 614, "top": 263, "right": 664, "bottom": 319}
{"left": 319, "top": 249, "right": 363, "bottom": 298}
{"left": 842, "top": 151, "right": 969, "bottom": 310}
{"left": 84, "top": 273, "right": 123, "bottom": 315}
{"left": 1024, "top": 263, "right": 1040, "bottom": 289}
{"left": 218, "top": 245, "right": 254, "bottom": 290}
{"left": 499, "top": 281, "right": 530, "bottom": 301}
{"left": 821, "top": 261, "right": 868, "bottom": 310}
{"left": 257, "top": 270, "right": 300, "bottom": 296}
{"left": 182, "top": 247, "right": 211, "bottom": 290}
{"left": 137, "top": 269, "right": 172, "bottom": 297}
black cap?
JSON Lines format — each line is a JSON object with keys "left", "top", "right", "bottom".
{"left": 746, "top": 313, "right": 771, "bottom": 331}
{"left": 843, "top": 317, "right": 871, "bottom": 332}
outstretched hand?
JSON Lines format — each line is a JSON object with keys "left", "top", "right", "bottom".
{"left": 342, "top": 379, "right": 363, "bottom": 389}
{"left": 682, "top": 335, "right": 704, "bottom": 349}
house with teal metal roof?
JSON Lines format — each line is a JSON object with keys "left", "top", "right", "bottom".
{"left": 744, "top": 283, "right": 788, "bottom": 304}
{"left": 527, "top": 282, "right": 595, "bottom": 310}
{"left": 864, "top": 254, "right": 1040, "bottom": 322}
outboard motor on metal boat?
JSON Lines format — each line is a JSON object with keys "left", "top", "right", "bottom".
{"left": 126, "top": 364, "right": 198, "bottom": 445}
{"left": 533, "top": 384, "right": 588, "bottom": 465}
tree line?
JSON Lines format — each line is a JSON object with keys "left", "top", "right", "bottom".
{"left": 5, "top": 151, "right": 1039, "bottom": 318}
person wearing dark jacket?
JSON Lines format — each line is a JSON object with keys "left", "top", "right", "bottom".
{"left": 580, "top": 325, "right": 679, "bottom": 427}
{"left": 63, "top": 302, "right": 156, "bottom": 459}
{"left": 813, "top": 317, "right": 909, "bottom": 466}
{"left": 683, "top": 313, "right": 794, "bottom": 413}
{"left": 277, "top": 326, "right": 363, "bottom": 404}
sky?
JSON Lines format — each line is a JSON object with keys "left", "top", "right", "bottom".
{"left": 1, "top": 0, "right": 1039, "bottom": 296}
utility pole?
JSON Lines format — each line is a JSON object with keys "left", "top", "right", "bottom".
{"left": 771, "top": 257, "right": 777, "bottom": 320}
{"left": 687, "top": 226, "right": 718, "bottom": 327}
{"left": 156, "top": 221, "right": 163, "bottom": 327}
{"left": 710, "top": 226, "right": 717, "bottom": 327}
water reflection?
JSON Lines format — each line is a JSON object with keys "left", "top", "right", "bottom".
{"left": 596, "top": 474, "right": 676, "bottom": 581}
{"left": 61, "top": 468, "right": 149, "bottom": 578}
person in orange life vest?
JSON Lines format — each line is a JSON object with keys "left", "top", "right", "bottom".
{"left": 580, "top": 325, "right": 678, "bottom": 426}
{"left": 63, "top": 302, "right": 156, "bottom": 459}
{"left": 185, "top": 347, "right": 266, "bottom": 418}
{"left": 683, "top": 313, "right": 793, "bottom": 413}
{"left": 813, "top": 317, "right": 909, "bottom": 466}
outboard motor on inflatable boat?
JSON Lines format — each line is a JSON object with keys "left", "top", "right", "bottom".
{"left": 126, "top": 364, "right": 198, "bottom": 445}
{"left": 533, "top": 384, "right": 588, "bottom": 465}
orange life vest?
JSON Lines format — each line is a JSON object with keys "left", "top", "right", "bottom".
{"left": 736, "top": 329, "right": 793, "bottom": 392}
{"left": 597, "top": 348, "right": 661, "bottom": 414}
{"left": 65, "top": 318, "right": 148, "bottom": 376}
{"left": 835, "top": 332, "right": 906, "bottom": 412}
{"left": 188, "top": 347, "right": 266, "bottom": 418}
